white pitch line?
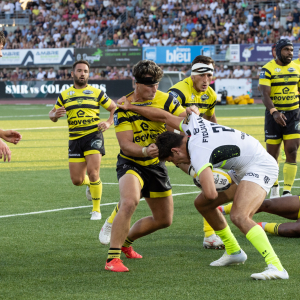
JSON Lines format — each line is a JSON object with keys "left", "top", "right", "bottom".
{"left": 0, "top": 191, "right": 199, "bottom": 219}
{"left": 13, "top": 126, "right": 68, "bottom": 131}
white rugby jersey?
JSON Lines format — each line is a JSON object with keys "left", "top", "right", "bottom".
{"left": 179, "top": 113, "right": 266, "bottom": 176}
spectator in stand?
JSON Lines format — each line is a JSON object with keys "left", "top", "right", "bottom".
{"left": 251, "top": 66, "right": 259, "bottom": 79}
{"left": 48, "top": 68, "right": 56, "bottom": 79}
{"left": 56, "top": 70, "right": 63, "bottom": 80}
{"left": 36, "top": 68, "right": 46, "bottom": 81}
{"left": 243, "top": 65, "right": 251, "bottom": 78}
{"left": 62, "top": 69, "right": 71, "bottom": 80}
{"left": 233, "top": 65, "right": 244, "bottom": 78}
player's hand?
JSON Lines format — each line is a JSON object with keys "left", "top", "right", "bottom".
{"left": 0, "top": 139, "right": 12, "bottom": 162}
{"left": 1, "top": 130, "right": 22, "bottom": 144}
{"left": 98, "top": 121, "right": 111, "bottom": 132}
{"left": 147, "top": 143, "right": 159, "bottom": 158}
{"left": 117, "top": 97, "right": 132, "bottom": 110}
{"left": 273, "top": 111, "right": 287, "bottom": 127}
{"left": 186, "top": 105, "right": 200, "bottom": 115}
{"left": 54, "top": 107, "right": 66, "bottom": 118}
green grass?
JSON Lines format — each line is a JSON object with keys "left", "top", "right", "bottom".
{"left": 0, "top": 104, "right": 299, "bottom": 300}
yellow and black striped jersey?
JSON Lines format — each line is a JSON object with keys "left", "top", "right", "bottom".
{"left": 55, "top": 84, "right": 113, "bottom": 140}
{"left": 293, "top": 58, "right": 300, "bottom": 66}
{"left": 168, "top": 76, "right": 217, "bottom": 116}
{"left": 114, "top": 90, "right": 185, "bottom": 166}
{"left": 259, "top": 60, "right": 300, "bottom": 111}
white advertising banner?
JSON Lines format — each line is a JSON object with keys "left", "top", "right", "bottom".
{"left": 229, "top": 44, "right": 240, "bottom": 63}
{"left": 215, "top": 78, "right": 252, "bottom": 97}
{"left": 0, "top": 48, "right": 74, "bottom": 66}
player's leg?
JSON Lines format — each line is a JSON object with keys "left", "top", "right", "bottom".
{"left": 69, "top": 161, "right": 88, "bottom": 186}
{"left": 179, "top": 163, "right": 223, "bottom": 249}
{"left": 105, "top": 173, "right": 142, "bottom": 272}
{"left": 231, "top": 181, "right": 287, "bottom": 279}
{"left": 282, "top": 137, "right": 300, "bottom": 196}
{"left": 266, "top": 142, "right": 281, "bottom": 198}
{"left": 195, "top": 184, "right": 247, "bottom": 266}
{"left": 85, "top": 153, "right": 102, "bottom": 220}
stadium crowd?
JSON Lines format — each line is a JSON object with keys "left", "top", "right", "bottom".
{"left": 0, "top": 0, "right": 300, "bottom": 49}
{"left": 0, "top": 63, "right": 263, "bottom": 81}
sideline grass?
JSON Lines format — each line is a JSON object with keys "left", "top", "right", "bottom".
{"left": 1, "top": 104, "right": 299, "bottom": 300}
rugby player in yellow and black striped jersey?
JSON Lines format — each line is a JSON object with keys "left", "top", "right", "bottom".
{"left": 168, "top": 56, "right": 222, "bottom": 249}
{"left": 49, "top": 60, "right": 116, "bottom": 220}
{"left": 259, "top": 39, "right": 300, "bottom": 198}
{"left": 104, "top": 60, "right": 187, "bottom": 272}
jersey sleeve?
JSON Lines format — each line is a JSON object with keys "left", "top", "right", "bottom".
{"left": 190, "top": 143, "right": 213, "bottom": 176}
{"left": 114, "top": 109, "right": 133, "bottom": 133}
{"left": 205, "top": 91, "right": 217, "bottom": 117}
{"left": 98, "top": 90, "right": 113, "bottom": 109}
{"left": 163, "top": 93, "right": 185, "bottom": 116}
{"left": 55, "top": 94, "right": 64, "bottom": 109}
{"left": 168, "top": 88, "right": 186, "bottom": 105}
{"left": 259, "top": 66, "right": 272, "bottom": 86}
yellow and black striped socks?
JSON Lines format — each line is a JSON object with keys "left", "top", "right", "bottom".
{"left": 107, "top": 248, "right": 121, "bottom": 262}
{"left": 283, "top": 162, "right": 297, "bottom": 193}
{"left": 122, "top": 237, "right": 134, "bottom": 248}
{"left": 90, "top": 178, "right": 102, "bottom": 213}
{"left": 203, "top": 218, "right": 215, "bottom": 238}
{"left": 264, "top": 223, "right": 281, "bottom": 235}
{"left": 80, "top": 174, "right": 90, "bottom": 186}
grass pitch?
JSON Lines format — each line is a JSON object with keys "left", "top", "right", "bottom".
{"left": 0, "top": 104, "right": 299, "bottom": 300}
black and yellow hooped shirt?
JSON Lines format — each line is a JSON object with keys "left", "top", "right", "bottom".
{"left": 55, "top": 84, "right": 112, "bottom": 140}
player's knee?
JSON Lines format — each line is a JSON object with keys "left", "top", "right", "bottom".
{"left": 156, "top": 216, "right": 173, "bottom": 229}
{"left": 71, "top": 177, "right": 84, "bottom": 186}
{"left": 230, "top": 211, "right": 246, "bottom": 227}
{"left": 87, "top": 171, "right": 99, "bottom": 182}
{"left": 119, "top": 198, "right": 139, "bottom": 216}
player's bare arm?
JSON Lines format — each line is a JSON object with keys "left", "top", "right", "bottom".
{"left": 203, "top": 112, "right": 217, "bottom": 123}
{"left": 0, "top": 129, "right": 22, "bottom": 144}
{"left": 259, "top": 84, "right": 287, "bottom": 127}
{"left": 49, "top": 106, "right": 66, "bottom": 122}
{"left": 116, "top": 130, "right": 158, "bottom": 158}
{"left": 198, "top": 167, "right": 218, "bottom": 200}
{"left": 98, "top": 101, "right": 117, "bottom": 132}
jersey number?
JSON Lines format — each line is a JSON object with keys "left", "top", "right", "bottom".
{"left": 211, "top": 124, "right": 235, "bottom": 133}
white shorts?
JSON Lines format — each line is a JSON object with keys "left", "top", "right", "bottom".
{"left": 228, "top": 152, "right": 278, "bottom": 194}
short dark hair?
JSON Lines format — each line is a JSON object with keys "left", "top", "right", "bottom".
{"left": 73, "top": 60, "right": 90, "bottom": 71}
{"left": 133, "top": 59, "right": 163, "bottom": 82}
{"left": 156, "top": 131, "right": 184, "bottom": 161}
{"left": 0, "top": 31, "right": 6, "bottom": 46}
{"left": 192, "top": 55, "right": 215, "bottom": 68}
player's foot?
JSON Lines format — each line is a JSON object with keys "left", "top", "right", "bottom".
{"left": 105, "top": 258, "right": 129, "bottom": 272}
{"left": 203, "top": 234, "right": 225, "bottom": 249}
{"left": 282, "top": 191, "right": 292, "bottom": 197}
{"left": 99, "top": 218, "right": 112, "bottom": 245}
{"left": 251, "top": 264, "right": 289, "bottom": 280}
{"left": 270, "top": 185, "right": 280, "bottom": 199}
{"left": 210, "top": 249, "right": 247, "bottom": 266}
{"left": 90, "top": 211, "right": 101, "bottom": 220}
{"left": 86, "top": 186, "right": 92, "bottom": 201}
{"left": 121, "top": 246, "right": 143, "bottom": 259}
{"left": 217, "top": 206, "right": 227, "bottom": 215}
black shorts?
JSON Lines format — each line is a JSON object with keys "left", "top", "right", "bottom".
{"left": 116, "top": 155, "right": 172, "bottom": 198}
{"left": 265, "top": 108, "right": 300, "bottom": 144}
{"left": 68, "top": 131, "right": 105, "bottom": 162}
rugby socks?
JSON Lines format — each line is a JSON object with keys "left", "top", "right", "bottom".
{"left": 107, "top": 248, "right": 121, "bottom": 262}
{"left": 203, "top": 218, "right": 215, "bottom": 237}
{"left": 273, "top": 178, "right": 279, "bottom": 187}
{"left": 215, "top": 225, "right": 241, "bottom": 255}
{"left": 108, "top": 204, "right": 119, "bottom": 224}
{"left": 90, "top": 178, "right": 102, "bottom": 213}
{"left": 283, "top": 162, "right": 297, "bottom": 193}
{"left": 80, "top": 175, "right": 90, "bottom": 186}
{"left": 246, "top": 225, "right": 283, "bottom": 271}
{"left": 264, "top": 223, "right": 281, "bottom": 235}
{"left": 224, "top": 203, "right": 233, "bottom": 215}
{"left": 122, "top": 237, "right": 134, "bottom": 248}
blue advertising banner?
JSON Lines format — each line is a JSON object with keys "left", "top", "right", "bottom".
{"left": 142, "top": 46, "right": 212, "bottom": 64}
{"left": 240, "top": 44, "right": 300, "bottom": 63}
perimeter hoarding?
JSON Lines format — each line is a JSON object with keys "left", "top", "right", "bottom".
{"left": 75, "top": 47, "right": 142, "bottom": 66}
{"left": 0, "top": 80, "right": 133, "bottom": 99}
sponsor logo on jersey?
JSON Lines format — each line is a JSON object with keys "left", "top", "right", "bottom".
{"left": 67, "top": 91, "right": 76, "bottom": 96}
{"left": 140, "top": 122, "right": 149, "bottom": 131}
{"left": 288, "top": 67, "right": 296, "bottom": 72}
{"left": 77, "top": 98, "right": 84, "bottom": 105}
{"left": 264, "top": 176, "right": 270, "bottom": 184}
{"left": 245, "top": 172, "right": 259, "bottom": 178}
{"left": 91, "top": 139, "right": 103, "bottom": 149}
{"left": 173, "top": 98, "right": 179, "bottom": 105}
{"left": 134, "top": 132, "right": 159, "bottom": 143}
{"left": 283, "top": 76, "right": 290, "bottom": 83}
{"left": 272, "top": 95, "right": 296, "bottom": 101}
{"left": 77, "top": 110, "right": 85, "bottom": 117}
{"left": 114, "top": 114, "right": 119, "bottom": 126}
{"left": 201, "top": 94, "right": 209, "bottom": 101}
{"left": 169, "top": 91, "right": 179, "bottom": 99}
{"left": 282, "top": 87, "right": 290, "bottom": 94}
{"left": 68, "top": 117, "right": 99, "bottom": 126}
{"left": 82, "top": 90, "right": 94, "bottom": 95}
{"left": 295, "top": 122, "right": 300, "bottom": 131}
{"left": 274, "top": 68, "right": 281, "bottom": 72}
{"left": 191, "top": 94, "right": 195, "bottom": 101}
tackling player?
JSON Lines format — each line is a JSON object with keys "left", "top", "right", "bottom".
{"left": 104, "top": 60, "right": 187, "bottom": 272}
{"left": 259, "top": 39, "right": 300, "bottom": 198}
{"left": 117, "top": 102, "right": 288, "bottom": 280}
{"left": 49, "top": 60, "right": 116, "bottom": 220}
{"left": 100, "top": 56, "right": 224, "bottom": 250}
{"left": 219, "top": 195, "right": 300, "bottom": 237}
